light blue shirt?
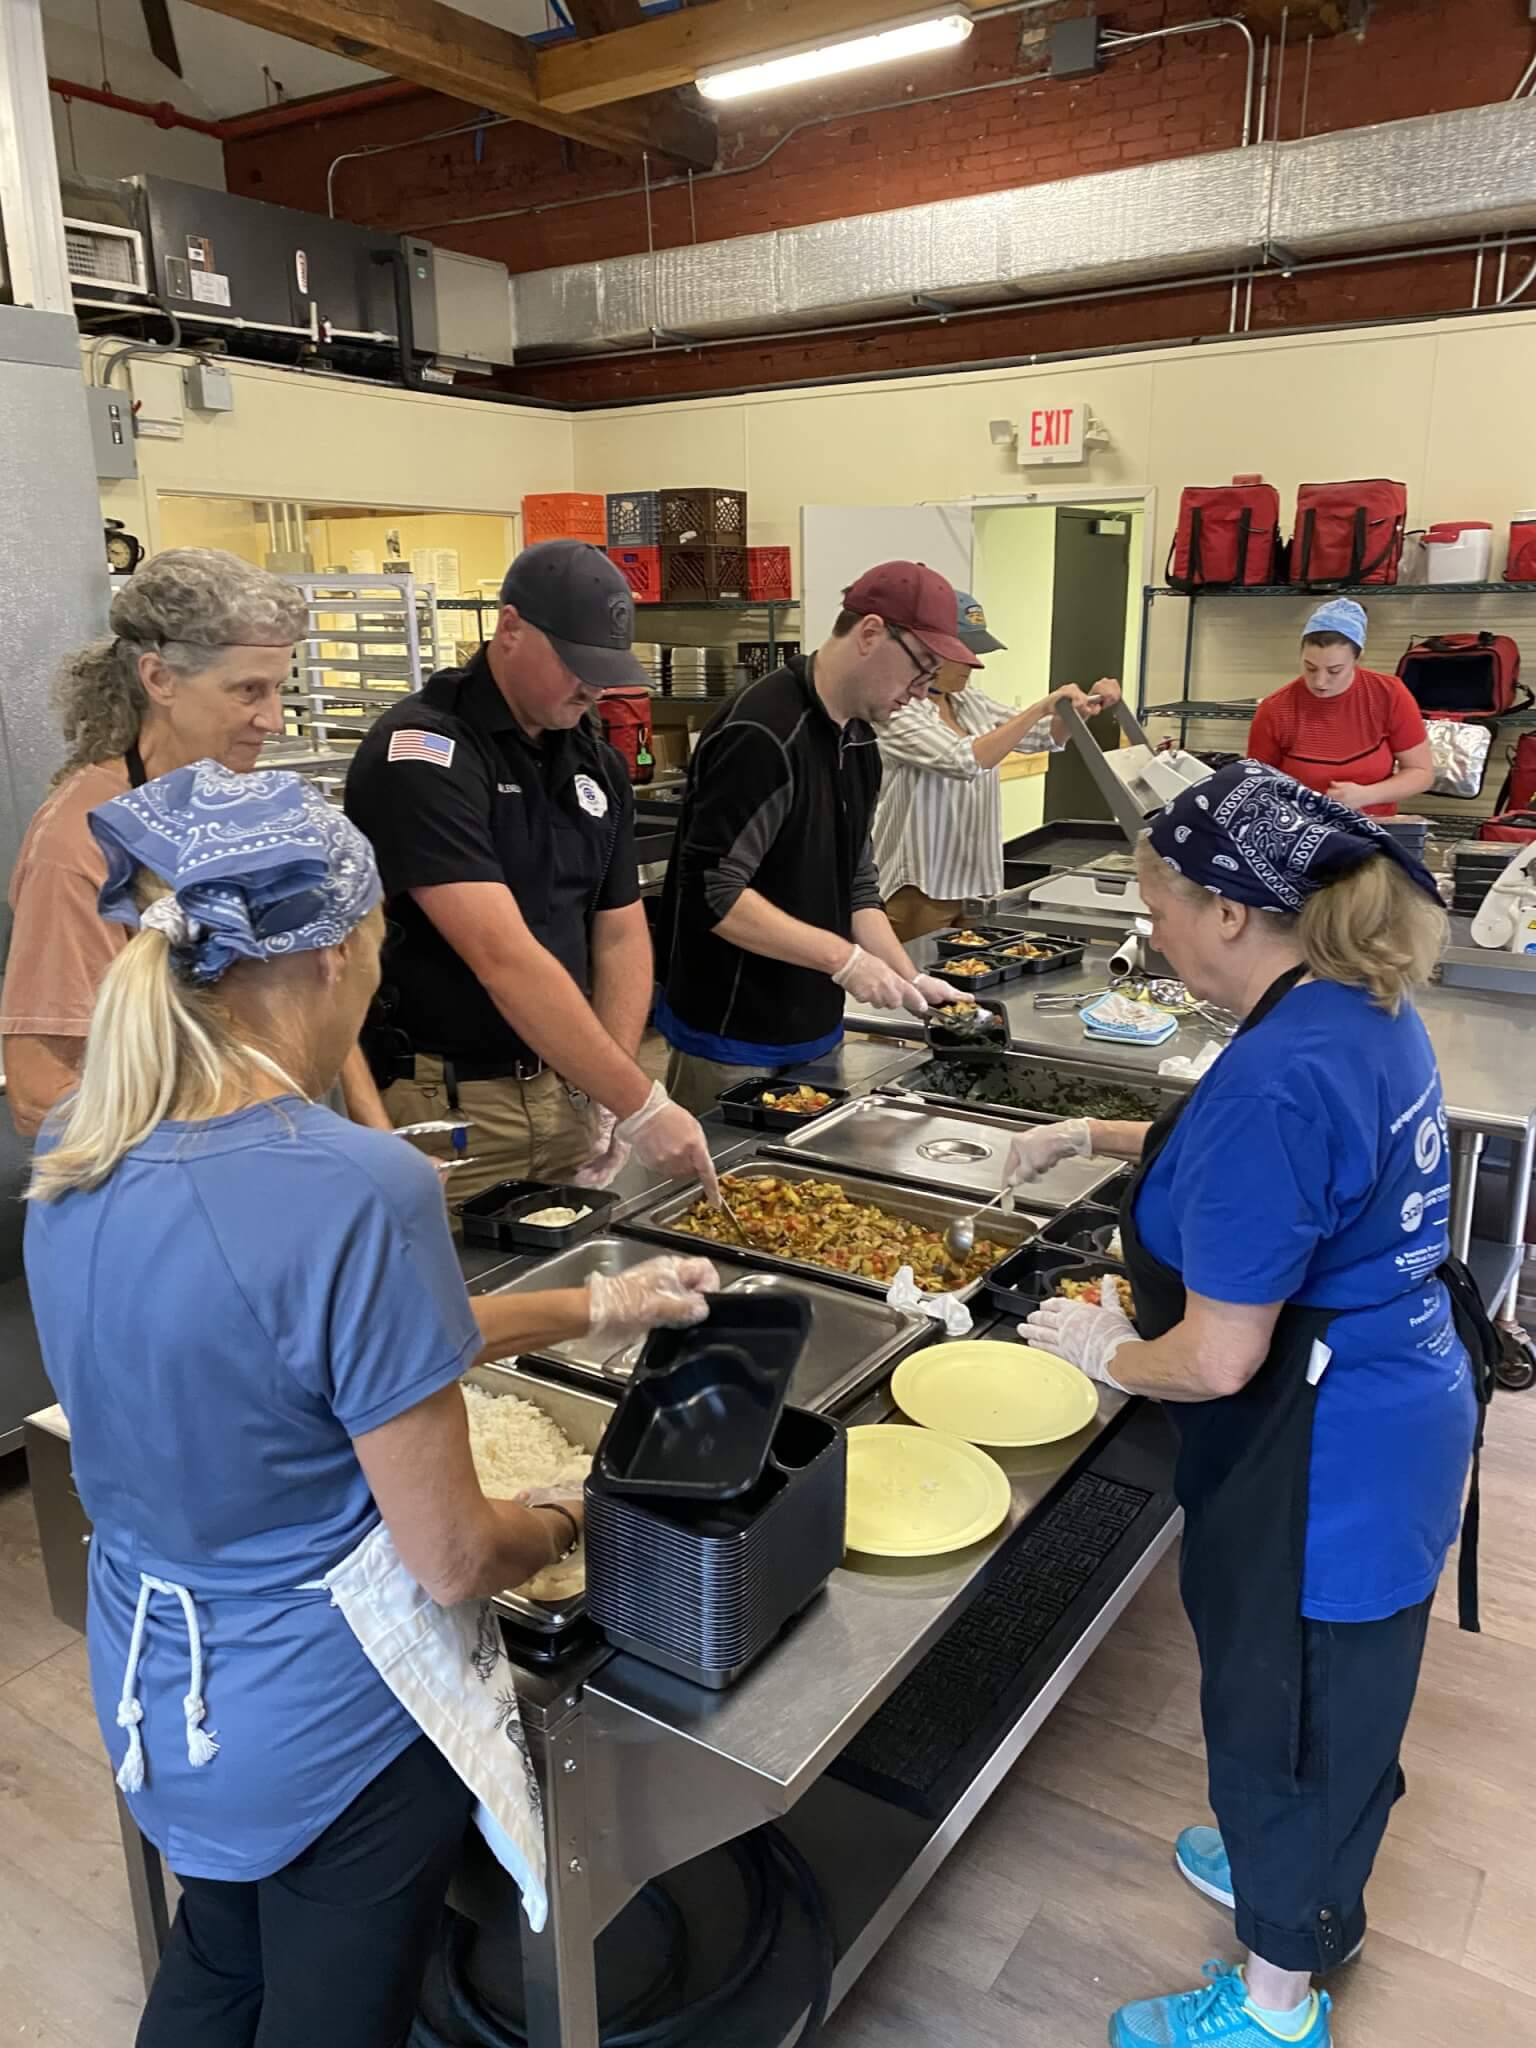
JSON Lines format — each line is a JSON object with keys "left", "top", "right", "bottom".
{"left": 24, "top": 1100, "right": 480, "bottom": 1880}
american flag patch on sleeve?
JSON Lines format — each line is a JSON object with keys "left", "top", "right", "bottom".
{"left": 387, "top": 729, "right": 456, "bottom": 768}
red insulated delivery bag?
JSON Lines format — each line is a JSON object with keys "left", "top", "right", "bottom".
{"left": 1397, "top": 633, "right": 1527, "bottom": 718}
{"left": 596, "top": 686, "right": 653, "bottom": 783}
{"left": 1479, "top": 808, "right": 1536, "bottom": 844}
{"left": 1493, "top": 730, "right": 1536, "bottom": 814}
{"left": 1506, "top": 517, "right": 1536, "bottom": 584}
{"left": 1168, "top": 483, "right": 1282, "bottom": 589}
{"left": 1290, "top": 479, "right": 1408, "bottom": 587}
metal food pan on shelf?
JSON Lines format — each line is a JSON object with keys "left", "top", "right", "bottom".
{"left": 462, "top": 1361, "right": 616, "bottom": 1653}
{"left": 880, "top": 1047, "right": 1184, "bottom": 1126}
{"left": 763, "top": 1095, "right": 1119, "bottom": 1209}
{"left": 617, "top": 1158, "right": 1044, "bottom": 1303}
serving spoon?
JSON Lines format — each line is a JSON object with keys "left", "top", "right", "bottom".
{"left": 944, "top": 1183, "right": 1016, "bottom": 1263}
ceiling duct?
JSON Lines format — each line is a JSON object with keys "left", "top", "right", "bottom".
{"left": 511, "top": 98, "right": 1536, "bottom": 357}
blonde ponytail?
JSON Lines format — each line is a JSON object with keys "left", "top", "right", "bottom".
{"left": 27, "top": 883, "right": 270, "bottom": 1202}
{"left": 1297, "top": 857, "right": 1446, "bottom": 1013}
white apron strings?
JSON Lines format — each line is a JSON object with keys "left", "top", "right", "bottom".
{"left": 114, "top": 1573, "right": 220, "bottom": 1795}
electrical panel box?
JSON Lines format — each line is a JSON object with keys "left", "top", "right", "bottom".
{"left": 1050, "top": 17, "right": 1101, "bottom": 78}
{"left": 85, "top": 385, "right": 138, "bottom": 480}
{"left": 183, "top": 362, "right": 234, "bottom": 412}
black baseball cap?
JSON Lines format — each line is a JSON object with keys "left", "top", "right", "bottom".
{"left": 499, "top": 539, "right": 647, "bottom": 688}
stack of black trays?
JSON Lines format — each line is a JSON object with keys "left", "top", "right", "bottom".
{"left": 1449, "top": 841, "right": 1521, "bottom": 918}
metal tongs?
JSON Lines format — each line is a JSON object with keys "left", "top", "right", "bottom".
{"left": 924, "top": 997, "right": 1009, "bottom": 1049}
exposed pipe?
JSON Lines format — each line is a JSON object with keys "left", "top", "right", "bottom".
{"left": 1513, "top": 47, "right": 1536, "bottom": 99}
{"left": 48, "top": 75, "right": 225, "bottom": 138}
{"left": 1495, "top": 253, "right": 1536, "bottom": 308}
{"left": 327, "top": 115, "right": 505, "bottom": 217}
{"left": 1101, "top": 17, "right": 1257, "bottom": 150}
{"left": 515, "top": 231, "right": 1536, "bottom": 372}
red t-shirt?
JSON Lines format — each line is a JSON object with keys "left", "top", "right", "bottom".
{"left": 1246, "top": 668, "right": 1428, "bottom": 817}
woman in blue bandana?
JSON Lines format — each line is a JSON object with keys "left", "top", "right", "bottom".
{"left": 22, "top": 763, "right": 716, "bottom": 2046}
{"left": 1005, "top": 763, "right": 1487, "bottom": 2048}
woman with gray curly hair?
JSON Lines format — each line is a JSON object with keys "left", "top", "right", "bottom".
{"left": 3, "top": 549, "right": 386, "bottom": 1135}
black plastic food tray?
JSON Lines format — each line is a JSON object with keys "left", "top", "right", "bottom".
{"left": 717, "top": 1078, "right": 849, "bottom": 1132}
{"left": 596, "top": 1293, "right": 809, "bottom": 1502}
{"left": 985, "top": 1242, "right": 1129, "bottom": 1320}
{"left": 459, "top": 1180, "right": 618, "bottom": 1252}
{"left": 925, "top": 997, "right": 1009, "bottom": 1052}
{"left": 987, "top": 934, "right": 1086, "bottom": 977}
{"left": 934, "top": 925, "right": 1017, "bottom": 958}
{"left": 1001, "top": 820, "right": 1130, "bottom": 889}
{"left": 936, "top": 956, "right": 1012, "bottom": 992}
{"left": 585, "top": 1407, "right": 846, "bottom": 1689}
{"left": 1038, "top": 1201, "right": 1123, "bottom": 1259}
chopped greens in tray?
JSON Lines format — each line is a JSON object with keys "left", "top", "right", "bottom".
{"left": 900, "top": 1055, "right": 1167, "bottom": 1123}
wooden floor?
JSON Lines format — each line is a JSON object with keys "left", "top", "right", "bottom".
{"left": 3, "top": 1387, "right": 1534, "bottom": 2046}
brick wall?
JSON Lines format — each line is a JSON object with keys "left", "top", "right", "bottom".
{"left": 224, "top": 0, "right": 1535, "bottom": 401}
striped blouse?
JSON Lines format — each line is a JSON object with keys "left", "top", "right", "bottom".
{"left": 873, "top": 688, "right": 1056, "bottom": 902}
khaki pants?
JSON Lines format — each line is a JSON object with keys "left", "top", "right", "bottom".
{"left": 665, "top": 1047, "right": 793, "bottom": 1119}
{"left": 884, "top": 885, "right": 963, "bottom": 946}
{"left": 384, "top": 1057, "right": 592, "bottom": 1203}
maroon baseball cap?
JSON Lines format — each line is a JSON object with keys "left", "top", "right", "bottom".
{"left": 842, "top": 560, "right": 981, "bottom": 668}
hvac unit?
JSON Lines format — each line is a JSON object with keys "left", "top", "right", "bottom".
{"left": 64, "top": 219, "right": 149, "bottom": 298}
{"left": 401, "top": 240, "right": 517, "bottom": 371}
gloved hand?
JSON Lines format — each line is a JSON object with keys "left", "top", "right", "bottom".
{"left": 912, "top": 973, "right": 970, "bottom": 1008}
{"left": 587, "top": 1254, "right": 721, "bottom": 1337}
{"left": 616, "top": 1082, "right": 721, "bottom": 1203}
{"left": 572, "top": 1104, "right": 631, "bottom": 1188}
{"left": 1003, "top": 1117, "right": 1092, "bottom": 1186}
{"left": 1021, "top": 1290, "right": 1135, "bottom": 1388}
{"left": 832, "top": 943, "right": 925, "bottom": 1014}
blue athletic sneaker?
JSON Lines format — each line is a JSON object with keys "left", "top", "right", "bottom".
{"left": 1110, "top": 1962, "right": 1332, "bottom": 2048}
{"left": 1176, "top": 1827, "right": 1235, "bottom": 1910}
{"left": 1173, "top": 1830, "right": 1364, "bottom": 1965}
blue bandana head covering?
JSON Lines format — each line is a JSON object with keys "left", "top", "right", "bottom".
{"left": 1302, "top": 596, "right": 1367, "bottom": 651}
{"left": 1147, "top": 760, "right": 1440, "bottom": 915}
{"left": 89, "top": 761, "right": 382, "bottom": 986}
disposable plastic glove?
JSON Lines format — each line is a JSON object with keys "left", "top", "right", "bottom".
{"left": 912, "top": 973, "right": 971, "bottom": 1009}
{"left": 572, "top": 1104, "right": 631, "bottom": 1188}
{"left": 1021, "top": 1293, "right": 1134, "bottom": 1389}
{"left": 832, "top": 943, "right": 925, "bottom": 1014}
{"left": 1002, "top": 1117, "right": 1092, "bottom": 1186}
{"left": 615, "top": 1082, "right": 720, "bottom": 1203}
{"left": 586, "top": 1254, "right": 721, "bottom": 1337}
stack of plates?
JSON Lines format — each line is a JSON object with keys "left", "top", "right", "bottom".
{"left": 666, "top": 647, "right": 734, "bottom": 697}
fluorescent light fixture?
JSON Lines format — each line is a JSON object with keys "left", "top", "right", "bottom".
{"left": 697, "top": 9, "right": 974, "bottom": 103}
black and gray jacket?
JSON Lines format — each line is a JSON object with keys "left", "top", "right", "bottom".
{"left": 654, "top": 655, "right": 883, "bottom": 1061}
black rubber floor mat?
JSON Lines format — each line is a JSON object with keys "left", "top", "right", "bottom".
{"left": 831, "top": 1471, "right": 1153, "bottom": 1815}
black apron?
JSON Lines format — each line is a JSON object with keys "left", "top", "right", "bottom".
{"left": 1119, "top": 969, "right": 1499, "bottom": 1790}
{"left": 126, "top": 744, "right": 148, "bottom": 789}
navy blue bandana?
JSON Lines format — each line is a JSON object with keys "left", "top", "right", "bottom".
{"left": 1148, "top": 761, "right": 1440, "bottom": 914}
{"left": 90, "top": 761, "right": 382, "bottom": 985}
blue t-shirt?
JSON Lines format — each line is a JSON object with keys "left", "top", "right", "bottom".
{"left": 1133, "top": 980, "right": 1477, "bottom": 1624}
{"left": 24, "top": 1100, "right": 481, "bottom": 1880}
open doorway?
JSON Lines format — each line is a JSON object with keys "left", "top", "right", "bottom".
{"left": 972, "top": 497, "right": 1146, "bottom": 837}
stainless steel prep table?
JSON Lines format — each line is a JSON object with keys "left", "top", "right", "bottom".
{"left": 28, "top": 1307, "right": 1179, "bottom": 2047}
{"left": 847, "top": 939, "right": 1536, "bottom": 1321}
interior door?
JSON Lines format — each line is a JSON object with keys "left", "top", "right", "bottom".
{"left": 1045, "top": 507, "right": 1133, "bottom": 823}
{"left": 799, "top": 504, "right": 974, "bottom": 647}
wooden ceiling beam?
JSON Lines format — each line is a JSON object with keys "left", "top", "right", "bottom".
{"left": 185, "top": 0, "right": 716, "bottom": 164}
{"left": 537, "top": 0, "right": 962, "bottom": 114}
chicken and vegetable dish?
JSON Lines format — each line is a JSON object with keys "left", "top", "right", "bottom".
{"left": 672, "top": 1174, "right": 997, "bottom": 1290}
{"left": 944, "top": 957, "right": 993, "bottom": 978}
{"left": 761, "top": 1084, "right": 833, "bottom": 1114}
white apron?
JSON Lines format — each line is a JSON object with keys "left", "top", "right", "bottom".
{"left": 320, "top": 1521, "right": 550, "bottom": 1931}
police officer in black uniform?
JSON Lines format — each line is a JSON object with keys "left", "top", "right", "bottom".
{"left": 345, "top": 540, "right": 718, "bottom": 1203}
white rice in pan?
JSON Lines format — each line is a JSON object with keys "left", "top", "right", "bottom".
{"left": 461, "top": 1381, "right": 591, "bottom": 1603}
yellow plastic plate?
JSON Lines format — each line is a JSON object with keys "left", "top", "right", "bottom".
{"left": 891, "top": 1340, "right": 1099, "bottom": 1448}
{"left": 844, "top": 1424, "right": 1012, "bottom": 1558}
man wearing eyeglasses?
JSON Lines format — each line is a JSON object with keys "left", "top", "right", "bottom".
{"left": 653, "top": 561, "right": 976, "bottom": 1114}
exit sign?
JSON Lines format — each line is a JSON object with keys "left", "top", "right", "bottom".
{"left": 1022, "top": 401, "right": 1086, "bottom": 465}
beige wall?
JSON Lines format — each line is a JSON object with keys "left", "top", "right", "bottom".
{"left": 48, "top": 21, "right": 226, "bottom": 190}
{"left": 93, "top": 351, "right": 571, "bottom": 556}
{"left": 570, "top": 310, "right": 1536, "bottom": 727}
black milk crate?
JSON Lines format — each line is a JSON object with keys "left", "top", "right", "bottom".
{"left": 660, "top": 486, "right": 747, "bottom": 546}
{"left": 606, "top": 490, "right": 661, "bottom": 546}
